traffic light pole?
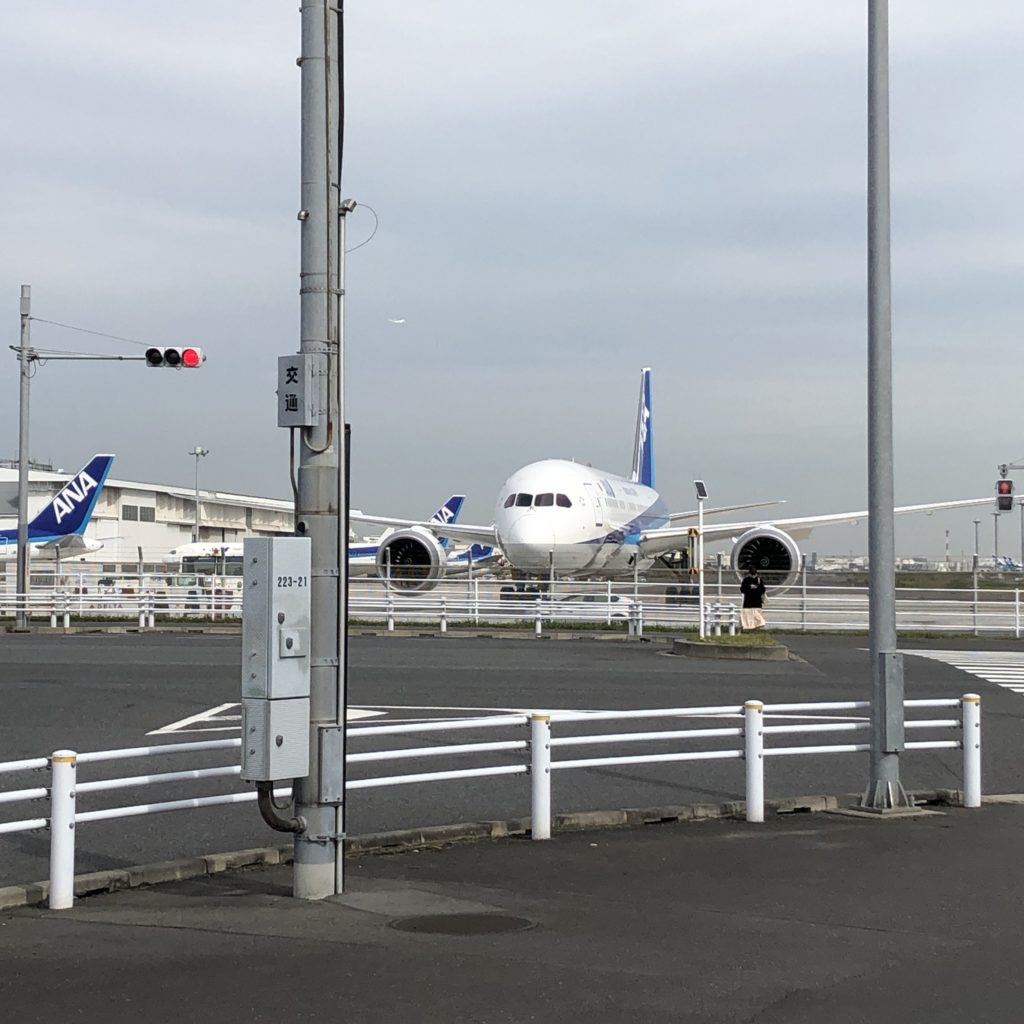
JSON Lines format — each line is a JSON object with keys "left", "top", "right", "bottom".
{"left": 291, "top": 0, "right": 347, "bottom": 901}
{"left": 862, "top": 0, "right": 910, "bottom": 812}
{"left": 9, "top": 288, "right": 168, "bottom": 631}
{"left": 15, "top": 286, "right": 32, "bottom": 631}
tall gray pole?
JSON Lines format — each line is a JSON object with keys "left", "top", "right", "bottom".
{"left": 15, "top": 285, "right": 32, "bottom": 631}
{"left": 862, "top": 0, "right": 909, "bottom": 811}
{"left": 993, "top": 511, "right": 999, "bottom": 561}
{"left": 1019, "top": 500, "right": 1023, "bottom": 567}
{"left": 293, "top": 0, "right": 344, "bottom": 900}
{"left": 188, "top": 446, "right": 209, "bottom": 543}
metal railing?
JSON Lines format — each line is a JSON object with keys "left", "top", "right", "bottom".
{"left": 3, "top": 575, "right": 1024, "bottom": 635}
{"left": 0, "top": 694, "right": 981, "bottom": 910}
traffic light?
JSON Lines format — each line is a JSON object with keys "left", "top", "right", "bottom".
{"left": 996, "top": 479, "right": 1014, "bottom": 512}
{"left": 145, "top": 346, "right": 204, "bottom": 368}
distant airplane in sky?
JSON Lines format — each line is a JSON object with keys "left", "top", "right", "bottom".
{"left": 387, "top": 318, "right": 406, "bottom": 324}
{"left": 353, "top": 369, "right": 994, "bottom": 592}
{"left": 0, "top": 454, "right": 114, "bottom": 560}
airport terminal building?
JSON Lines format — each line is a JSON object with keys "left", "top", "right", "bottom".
{"left": 0, "top": 461, "right": 292, "bottom": 575}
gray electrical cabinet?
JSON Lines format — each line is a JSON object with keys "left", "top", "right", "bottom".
{"left": 240, "top": 537, "right": 312, "bottom": 782}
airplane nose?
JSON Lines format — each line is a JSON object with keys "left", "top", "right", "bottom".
{"left": 500, "top": 515, "right": 556, "bottom": 571}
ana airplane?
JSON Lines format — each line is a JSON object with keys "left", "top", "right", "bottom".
{"left": 163, "top": 495, "right": 497, "bottom": 581}
{"left": 352, "top": 369, "right": 994, "bottom": 592}
{"left": 0, "top": 454, "right": 115, "bottom": 559}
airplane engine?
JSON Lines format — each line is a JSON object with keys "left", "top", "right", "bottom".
{"left": 730, "top": 526, "right": 801, "bottom": 592}
{"left": 375, "top": 529, "right": 447, "bottom": 592}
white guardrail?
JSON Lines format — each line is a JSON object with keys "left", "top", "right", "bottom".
{"left": 2, "top": 575, "right": 1024, "bottom": 634}
{"left": 0, "top": 695, "right": 982, "bottom": 910}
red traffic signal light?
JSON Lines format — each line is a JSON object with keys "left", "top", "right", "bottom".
{"left": 145, "top": 346, "right": 204, "bottom": 368}
{"left": 997, "top": 479, "right": 1014, "bottom": 511}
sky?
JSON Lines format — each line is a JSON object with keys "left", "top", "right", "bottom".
{"left": 2, "top": 1, "right": 1023, "bottom": 562}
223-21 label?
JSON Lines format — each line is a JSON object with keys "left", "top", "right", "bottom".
{"left": 276, "top": 576, "right": 308, "bottom": 588}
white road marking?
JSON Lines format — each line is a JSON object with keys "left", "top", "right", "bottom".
{"left": 904, "top": 649, "right": 1024, "bottom": 697}
{"left": 147, "top": 703, "right": 385, "bottom": 735}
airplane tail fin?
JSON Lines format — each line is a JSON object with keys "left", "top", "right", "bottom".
{"left": 26, "top": 454, "right": 115, "bottom": 541}
{"left": 630, "top": 368, "right": 654, "bottom": 489}
{"left": 430, "top": 494, "right": 466, "bottom": 550}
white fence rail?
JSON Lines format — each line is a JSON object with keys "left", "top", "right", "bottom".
{"left": 2, "top": 574, "right": 1024, "bottom": 635}
{"left": 0, "top": 695, "right": 982, "bottom": 910}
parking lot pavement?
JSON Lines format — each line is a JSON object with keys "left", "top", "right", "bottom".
{"left": 4, "top": 803, "right": 1024, "bottom": 1023}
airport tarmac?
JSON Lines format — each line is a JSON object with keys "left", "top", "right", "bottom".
{"left": 1, "top": 633, "right": 1023, "bottom": 889}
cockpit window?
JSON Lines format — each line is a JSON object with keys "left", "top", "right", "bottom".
{"left": 556, "top": 493, "right": 572, "bottom": 508}
{"left": 535, "top": 493, "right": 554, "bottom": 507}
{"left": 515, "top": 493, "right": 533, "bottom": 507}
{"left": 503, "top": 494, "right": 516, "bottom": 508}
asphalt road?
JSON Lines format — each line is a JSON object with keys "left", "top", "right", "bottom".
{"left": 2, "top": 632, "right": 1023, "bottom": 887}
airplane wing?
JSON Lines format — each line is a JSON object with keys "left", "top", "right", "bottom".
{"left": 349, "top": 512, "right": 499, "bottom": 548}
{"left": 666, "top": 500, "right": 785, "bottom": 524}
{"left": 639, "top": 496, "right": 996, "bottom": 559}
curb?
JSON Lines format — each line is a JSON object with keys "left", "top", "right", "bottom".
{"left": 0, "top": 789, "right": 965, "bottom": 910}
{"left": 671, "top": 638, "right": 790, "bottom": 660}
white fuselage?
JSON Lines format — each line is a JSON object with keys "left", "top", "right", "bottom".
{"left": 493, "top": 459, "right": 669, "bottom": 577}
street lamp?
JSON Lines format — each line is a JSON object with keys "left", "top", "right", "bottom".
{"left": 694, "top": 480, "right": 707, "bottom": 639}
{"left": 188, "top": 446, "right": 209, "bottom": 543}
{"left": 973, "top": 519, "right": 980, "bottom": 565}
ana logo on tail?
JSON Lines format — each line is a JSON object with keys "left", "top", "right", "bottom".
{"left": 52, "top": 471, "right": 99, "bottom": 525}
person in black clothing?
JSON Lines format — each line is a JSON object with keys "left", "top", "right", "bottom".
{"left": 739, "top": 567, "right": 767, "bottom": 630}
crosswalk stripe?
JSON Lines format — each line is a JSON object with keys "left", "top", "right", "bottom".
{"left": 904, "top": 649, "right": 1024, "bottom": 698}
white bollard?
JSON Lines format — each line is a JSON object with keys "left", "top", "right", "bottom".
{"left": 63, "top": 593, "right": 71, "bottom": 630}
{"left": 534, "top": 600, "right": 543, "bottom": 638}
{"left": 729, "top": 606, "right": 737, "bottom": 636}
{"left": 530, "top": 714, "right": 552, "bottom": 840}
{"left": 440, "top": 598, "right": 447, "bottom": 634}
{"left": 713, "top": 603, "right": 722, "bottom": 637}
{"left": 50, "top": 594, "right": 58, "bottom": 629}
{"left": 744, "top": 701, "right": 765, "bottom": 823}
{"left": 636, "top": 601, "right": 644, "bottom": 638}
{"left": 387, "top": 596, "right": 395, "bottom": 632}
{"left": 49, "top": 750, "right": 77, "bottom": 910}
{"left": 961, "top": 693, "right": 981, "bottom": 808}
{"left": 138, "top": 593, "right": 146, "bottom": 629}
{"left": 147, "top": 593, "right": 155, "bottom": 630}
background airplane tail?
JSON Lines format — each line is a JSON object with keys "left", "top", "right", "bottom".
{"left": 630, "top": 368, "right": 655, "bottom": 489}
{"left": 26, "top": 454, "right": 115, "bottom": 540}
{"left": 431, "top": 494, "right": 466, "bottom": 550}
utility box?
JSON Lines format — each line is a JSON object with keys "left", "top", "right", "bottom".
{"left": 241, "top": 697, "right": 310, "bottom": 781}
{"left": 242, "top": 537, "right": 312, "bottom": 701}
{"left": 240, "top": 537, "right": 312, "bottom": 782}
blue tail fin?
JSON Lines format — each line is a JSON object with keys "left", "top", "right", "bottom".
{"left": 430, "top": 494, "right": 466, "bottom": 550}
{"left": 630, "top": 368, "right": 654, "bottom": 489}
{"left": 15, "top": 455, "right": 115, "bottom": 543}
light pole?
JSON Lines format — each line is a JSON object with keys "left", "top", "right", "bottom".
{"left": 973, "top": 518, "right": 980, "bottom": 562}
{"left": 15, "top": 286, "right": 32, "bottom": 630}
{"left": 694, "top": 480, "right": 707, "bottom": 639}
{"left": 1019, "top": 498, "right": 1024, "bottom": 568}
{"left": 188, "top": 447, "right": 209, "bottom": 543}
{"left": 992, "top": 510, "right": 999, "bottom": 564}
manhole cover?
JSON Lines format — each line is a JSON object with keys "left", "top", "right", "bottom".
{"left": 390, "top": 913, "right": 535, "bottom": 936}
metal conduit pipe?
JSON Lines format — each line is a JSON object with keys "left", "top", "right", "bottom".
{"left": 256, "top": 781, "right": 306, "bottom": 833}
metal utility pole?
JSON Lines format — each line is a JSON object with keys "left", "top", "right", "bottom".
{"left": 292, "top": 0, "right": 347, "bottom": 900}
{"left": 862, "top": 0, "right": 909, "bottom": 811}
{"left": 15, "top": 286, "right": 32, "bottom": 631}
{"left": 993, "top": 511, "right": 999, "bottom": 562}
{"left": 187, "top": 446, "right": 209, "bottom": 542}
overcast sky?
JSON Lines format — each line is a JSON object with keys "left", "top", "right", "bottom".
{"left": 2, "top": 2, "right": 1022, "bottom": 561}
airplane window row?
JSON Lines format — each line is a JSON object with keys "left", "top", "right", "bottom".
{"left": 503, "top": 492, "right": 573, "bottom": 509}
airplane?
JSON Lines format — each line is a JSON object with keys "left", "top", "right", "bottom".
{"left": 163, "top": 495, "right": 497, "bottom": 582}
{"left": 0, "top": 454, "right": 115, "bottom": 560}
{"left": 351, "top": 369, "right": 996, "bottom": 593}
